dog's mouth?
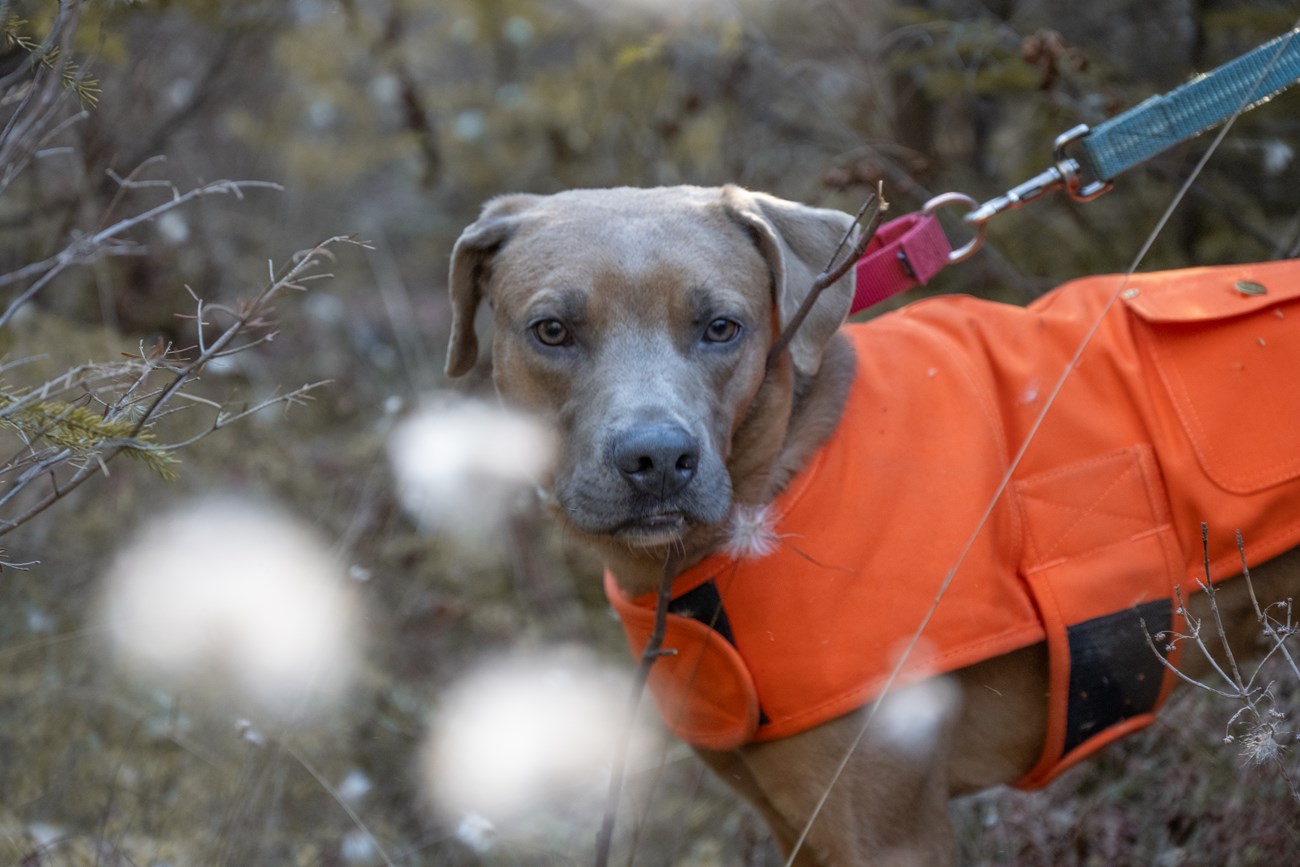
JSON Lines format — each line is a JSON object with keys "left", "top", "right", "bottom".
{"left": 612, "top": 511, "right": 688, "bottom": 546}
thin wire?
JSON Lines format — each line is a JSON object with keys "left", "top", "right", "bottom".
{"left": 781, "top": 25, "right": 1300, "bottom": 865}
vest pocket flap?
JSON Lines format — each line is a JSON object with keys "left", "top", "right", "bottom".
{"left": 1122, "top": 259, "right": 1300, "bottom": 323}
{"left": 1122, "top": 260, "right": 1300, "bottom": 493}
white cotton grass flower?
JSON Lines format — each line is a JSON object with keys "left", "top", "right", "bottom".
{"left": 455, "top": 813, "right": 498, "bottom": 854}
{"left": 874, "top": 676, "right": 960, "bottom": 759}
{"left": 1240, "top": 721, "right": 1287, "bottom": 765}
{"left": 423, "top": 649, "right": 641, "bottom": 824}
{"left": 723, "top": 503, "right": 781, "bottom": 560}
{"left": 388, "top": 394, "right": 555, "bottom": 543}
{"left": 101, "top": 497, "right": 362, "bottom": 719}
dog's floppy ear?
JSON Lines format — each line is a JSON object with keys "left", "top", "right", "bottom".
{"left": 445, "top": 194, "right": 541, "bottom": 378}
{"left": 722, "top": 186, "right": 856, "bottom": 377}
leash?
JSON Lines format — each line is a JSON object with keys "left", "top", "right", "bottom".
{"left": 852, "top": 26, "right": 1300, "bottom": 314}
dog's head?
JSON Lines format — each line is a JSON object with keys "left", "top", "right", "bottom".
{"left": 445, "top": 186, "right": 856, "bottom": 569}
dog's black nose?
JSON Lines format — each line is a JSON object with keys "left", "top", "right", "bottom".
{"left": 613, "top": 423, "right": 700, "bottom": 498}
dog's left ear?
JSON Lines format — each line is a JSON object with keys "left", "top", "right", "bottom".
{"left": 722, "top": 186, "right": 856, "bottom": 378}
{"left": 445, "top": 194, "right": 542, "bottom": 378}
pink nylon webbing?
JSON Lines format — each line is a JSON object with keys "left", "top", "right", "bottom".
{"left": 851, "top": 213, "right": 952, "bottom": 314}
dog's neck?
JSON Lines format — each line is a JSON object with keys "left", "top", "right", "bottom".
{"left": 599, "top": 334, "right": 857, "bottom": 597}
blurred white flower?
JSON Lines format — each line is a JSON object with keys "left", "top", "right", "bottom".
{"left": 723, "top": 503, "right": 780, "bottom": 560}
{"left": 307, "top": 96, "right": 337, "bottom": 129}
{"left": 875, "top": 676, "right": 960, "bottom": 759}
{"left": 340, "top": 828, "right": 379, "bottom": 865}
{"left": 1263, "top": 140, "right": 1294, "bottom": 176}
{"left": 337, "top": 768, "right": 373, "bottom": 805}
{"left": 156, "top": 211, "right": 190, "bottom": 244}
{"left": 235, "top": 717, "right": 267, "bottom": 747}
{"left": 368, "top": 73, "right": 401, "bottom": 106}
{"left": 455, "top": 812, "right": 497, "bottom": 854}
{"left": 1240, "top": 722, "right": 1287, "bottom": 765}
{"left": 424, "top": 649, "right": 637, "bottom": 822}
{"left": 501, "top": 16, "right": 534, "bottom": 45}
{"left": 452, "top": 109, "right": 487, "bottom": 142}
{"left": 388, "top": 394, "right": 555, "bottom": 543}
{"left": 101, "top": 498, "right": 362, "bottom": 718}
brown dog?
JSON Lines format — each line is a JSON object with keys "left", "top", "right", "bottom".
{"left": 445, "top": 185, "right": 1300, "bottom": 865}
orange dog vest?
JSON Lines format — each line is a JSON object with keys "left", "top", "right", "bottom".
{"left": 607, "top": 259, "right": 1300, "bottom": 787}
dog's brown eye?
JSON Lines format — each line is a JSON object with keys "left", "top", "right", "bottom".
{"left": 532, "top": 319, "right": 572, "bottom": 347}
{"left": 704, "top": 318, "right": 741, "bottom": 344}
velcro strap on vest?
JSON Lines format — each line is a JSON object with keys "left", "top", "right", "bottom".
{"left": 1014, "top": 445, "right": 1185, "bottom": 788}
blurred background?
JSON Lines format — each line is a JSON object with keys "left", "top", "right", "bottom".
{"left": 1, "top": 0, "right": 1298, "bottom": 864}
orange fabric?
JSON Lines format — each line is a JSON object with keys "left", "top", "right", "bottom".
{"left": 607, "top": 259, "right": 1300, "bottom": 783}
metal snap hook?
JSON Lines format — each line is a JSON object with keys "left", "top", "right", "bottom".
{"left": 922, "top": 192, "right": 987, "bottom": 263}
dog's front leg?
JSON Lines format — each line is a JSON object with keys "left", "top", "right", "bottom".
{"left": 693, "top": 747, "right": 815, "bottom": 863}
{"left": 731, "top": 687, "right": 960, "bottom": 866}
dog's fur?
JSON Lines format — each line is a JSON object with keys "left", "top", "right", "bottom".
{"left": 446, "top": 185, "right": 1300, "bottom": 865}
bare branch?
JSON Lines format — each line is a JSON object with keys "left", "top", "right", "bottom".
{"left": 766, "top": 186, "right": 887, "bottom": 370}
{"left": 0, "top": 236, "right": 355, "bottom": 537}
{"left": 594, "top": 548, "right": 682, "bottom": 867}
{"left": 0, "top": 178, "right": 285, "bottom": 326}
{"left": 157, "top": 382, "right": 330, "bottom": 451}
{"left": 1139, "top": 619, "right": 1241, "bottom": 699}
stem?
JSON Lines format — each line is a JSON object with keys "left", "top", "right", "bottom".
{"left": 765, "top": 188, "right": 886, "bottom": 370}
{"left": 593, "top": 548, "right": 681, "bottom": 867}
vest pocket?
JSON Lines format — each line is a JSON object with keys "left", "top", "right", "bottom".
{"left": 1122, "top": 260, "right": 1300, "bottom": 494}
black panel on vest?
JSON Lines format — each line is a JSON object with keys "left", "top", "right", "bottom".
{"left": 1063, "top": 599, "right": 1173, "bottom": 755}
{"left": 668, "top": 580, "right": 735, "bottom": 645}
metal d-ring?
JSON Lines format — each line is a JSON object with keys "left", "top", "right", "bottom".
{"left": 922, "top": 192, "right": 987, "bottom": 263}
{"left": 1052, "top": 124, "right": 1113, "bottom": 202}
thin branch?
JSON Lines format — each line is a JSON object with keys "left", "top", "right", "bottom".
{"left": 0, "top": 1, "right": 86, "bottom": 197}
{"left": 279, "top": 740, "right": 397, "bottom": 867}
{"left": 0, "top": 178, "right": 285, "bottom": 327}
{"left": 1139, "top": 616, "right": 1240, "bottom": 699}
{"left": 157, "top": 382, "right": 329, "bottom": 451}
{"left": 1237, "top": 529, "right": 1300, "bottom": 681}
{"left": 0, "top": 237, "right": 359, "bottom": 537}
{"left": 125, "top": 237, "right": 353, "bottom": 441}
{"left": 593, "top": 548, "right": 682, "bottom": 867}
{"left": 1197, "top": 523, "right": 1246, "bottom": 686}
{"left": 766, "top": 186, "right": 886, "bottom": 370}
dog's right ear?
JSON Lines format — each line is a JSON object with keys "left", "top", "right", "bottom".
{"left": 445, "top": 194, "right": 541, "bottom": 378}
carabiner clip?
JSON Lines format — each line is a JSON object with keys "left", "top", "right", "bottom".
{"left": 964, "top": 124, "right": 1114, "bottom": 225}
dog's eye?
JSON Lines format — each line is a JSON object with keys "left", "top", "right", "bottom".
{"left": 532, "top": 319, "right": 572, "bottom": 347}
{"left": 703, "top": 318, "right": 741, "bottom": 344}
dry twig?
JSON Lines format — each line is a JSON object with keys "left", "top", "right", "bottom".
{"left": 1141, "top": 524, "right": 1299, "bottom": 802}
{"left": 766, "top": 184, "right": 887, "bottom": 369}
{"left": 0, "top": 235, "right": 368, "bottom": 550}
{"left": 593, "top": 548, "right": 682, "bottom": 867}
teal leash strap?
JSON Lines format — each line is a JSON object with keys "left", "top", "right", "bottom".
{"left": 1078, "top": 27, "right": 1300, "bottom": 183}
{"left": 964, "top": 27, "right": 1300, "bottom": 226}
